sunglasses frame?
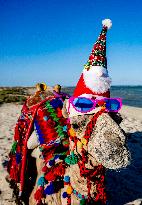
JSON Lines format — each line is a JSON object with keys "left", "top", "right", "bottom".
{"left": 68, "top": 97, "right": 122, "bottom": 114}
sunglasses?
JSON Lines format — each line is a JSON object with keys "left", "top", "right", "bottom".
{"left": 68, "top": 97, "right": 122, "bottom": 113}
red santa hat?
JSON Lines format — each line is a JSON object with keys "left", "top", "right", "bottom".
{"left": 73, "top": 19, "right": 112, "bottom": 98}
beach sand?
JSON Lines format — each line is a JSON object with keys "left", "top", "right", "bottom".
{"left": 0, "top": 103, "right": 142, "bottom": 205}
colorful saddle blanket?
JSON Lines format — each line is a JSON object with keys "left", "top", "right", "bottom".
{"left": 7, "top": 96, "right": 69, "bottom": 204}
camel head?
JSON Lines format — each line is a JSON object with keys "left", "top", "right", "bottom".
{"left": 62, "top": 99, "right": 130, "bottom": 170}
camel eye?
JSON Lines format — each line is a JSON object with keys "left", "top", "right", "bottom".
{"left": 72, "top": 123, "right": 79, "bottom": 129}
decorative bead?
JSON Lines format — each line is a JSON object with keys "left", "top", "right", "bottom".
{"left": 62, "top": 192, "right": 68, "bottom": 198}
{"left": 66, "top": 186, "right": 73, "bottom": 195}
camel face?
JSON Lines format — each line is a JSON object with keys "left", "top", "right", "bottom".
{"left": 68, "top": 111, "right": 130, "bottom": 170}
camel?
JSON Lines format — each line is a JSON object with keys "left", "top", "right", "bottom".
{"left": 28, "top": 99, "right": 130, "bottom": 205}
{"left": 7, "top": 19, "right": 130, "bottom": 204}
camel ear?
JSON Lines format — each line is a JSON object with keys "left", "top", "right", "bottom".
{"left": 62, "top": 99, "right": 69, "bottom": 118}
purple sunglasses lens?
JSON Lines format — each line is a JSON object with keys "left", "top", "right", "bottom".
{"left": 72, "top": 98, "right": 94, "bottom": 112}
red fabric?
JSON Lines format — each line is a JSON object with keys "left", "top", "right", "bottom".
{"left": 73, "top": 73, "right": 110, "bottom": 98}
{"left": 7, "top": 102, "right": 36, "bottom": 183}
{"left": 7, "top": 97, "right": 54, "bottom": 190}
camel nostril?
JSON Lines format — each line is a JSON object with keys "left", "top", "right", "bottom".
{"left": 72, "top": 123, "right": 79, "bottom": 129}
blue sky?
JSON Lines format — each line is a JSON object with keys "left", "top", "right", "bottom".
{"left": 0, "top": 0, "right": 142, "bottom": 86}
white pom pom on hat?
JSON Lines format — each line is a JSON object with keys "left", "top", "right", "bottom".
{"left": 102, "top": 19, "right": 112, "bottom": 30}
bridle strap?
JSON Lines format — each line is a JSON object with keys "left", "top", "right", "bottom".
{"left": 84, "top": 108, "right": 106, "bottom": 143}
{"left": 78, "top": 108, "right": 106, "bottom": 203}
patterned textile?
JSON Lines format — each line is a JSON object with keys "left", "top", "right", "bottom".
{"left": 7, "top": 96, "right": 69, "bottom": 204}
{"left": 7, "top": 99, "right": 41, "bottom": 182}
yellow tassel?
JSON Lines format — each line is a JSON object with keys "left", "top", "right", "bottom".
{"left": 66, "top": 186, "right": 73, "bottom": 194}
{"left": 69, "top": 128, "right": 76, "bottom": 137}
{"left": 77, "top": 141, "right": 83, "bottom": 149}
{"left": 81, "top": 138, "right": 87, "bottom": 146}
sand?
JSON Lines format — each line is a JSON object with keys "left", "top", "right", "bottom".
{"left": 0, "top": 103, "right": 142, "bottom": 205}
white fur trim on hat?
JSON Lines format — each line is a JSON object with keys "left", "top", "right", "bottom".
{"left": 84, "top": 66, "right": 109, "bottom": 77}
{"left": 83, "top": 66, "right": 111, "bottom": 94}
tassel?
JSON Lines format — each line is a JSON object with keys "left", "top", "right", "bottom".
{"left": 11, "top": 141, "right": 18, "bottom": 154}
{"left": 37, "top": 176, "right": 47, "bottom": 186}
{"left": 44, "top": 182, "right": 54, "bottom": 195}
{"left": 65, "top": 151, "right": 78, "bottom": 165}
{"left": 34, "top": 187, "right": 44, "bottom": 201}
{"left": 80, "top": 199, "right": 86, "bottom": 205}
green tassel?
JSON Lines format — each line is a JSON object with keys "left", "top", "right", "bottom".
{"left": 50, "top": 112, "right": 56, "bottom": 116}
{"left": 11, "top": 141, "right": 18, "bottom": 154}
{"left": 49, "top": 110, "right": 54, "bottom": 113}
{"left": 56, "top": 126, "right": 63, "bottom": 130}
{"left": 65, "top": 151, "right": 78, "bottom": 165}
{"left": 80, "top": 199, "right": 86, "bottom": 205}
{"left": 58, "top": 130, "right": 64, "bottom": 135}
{"left": 54, "top": 118, "right": 59, "bottom": 122}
